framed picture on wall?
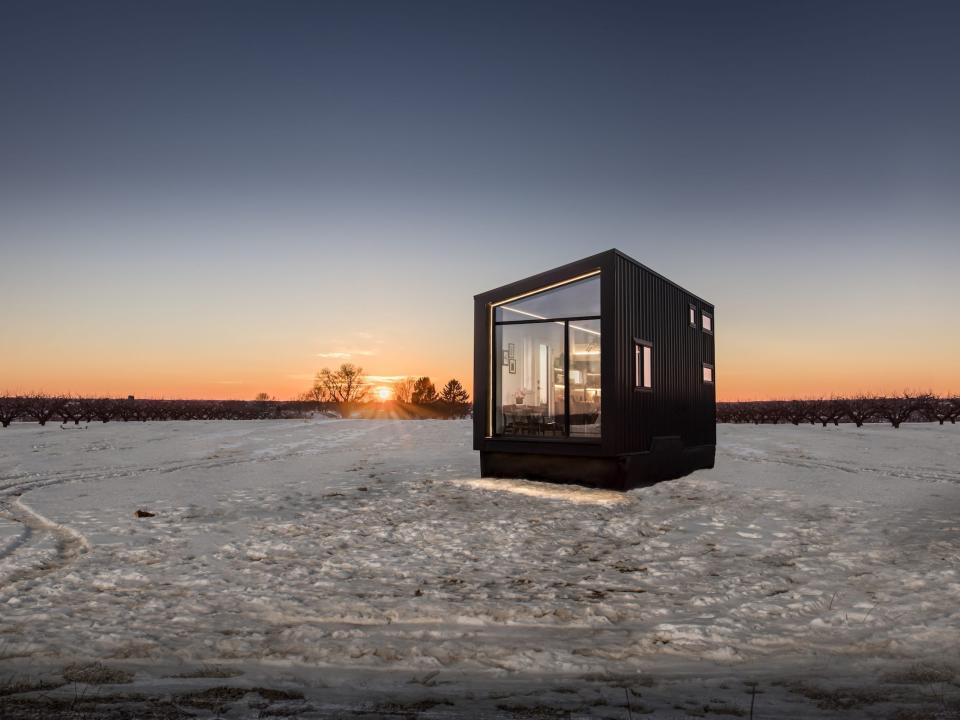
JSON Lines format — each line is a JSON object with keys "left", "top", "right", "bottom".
{"left": 508, "top": 358, "right": 517, "bottom": 374}
{"left": 502, "top": 350, "right": 509, "bottom": 366}
{"left": 508, "top": 342, "right": 515, "bottom": 359}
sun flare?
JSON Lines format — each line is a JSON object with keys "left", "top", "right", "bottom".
{"left": 376, "top": 386, "right": 392, "bottom": 401}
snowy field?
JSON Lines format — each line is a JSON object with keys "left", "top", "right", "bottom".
{"left": 1, "top": 419, "right": 959, "bottom": 719}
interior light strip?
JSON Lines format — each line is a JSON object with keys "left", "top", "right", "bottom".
{"left": 498, "top": 306, "right": 602, "bottom": 337}
{"left": 490, "top": 270, "right": 600, "bottom": 309}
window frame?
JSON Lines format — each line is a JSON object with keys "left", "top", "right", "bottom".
{"left": 702, "top": 362, "right": 715, "bottom": 384}
{"left": 634, "top": 338, "right": 653, "bottom": 392}
{"left": 489, "top": 272, "right": 602, "bottom": 442}
{"left": 702, "top": 311, "right": 713, "bottom": 335}
{"left": 689, "top": 304, "right": 697, "bottom": 328}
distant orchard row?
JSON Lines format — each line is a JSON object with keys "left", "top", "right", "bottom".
{"left": 717, "top": 394, "right": 960, "bottom": 428}
{"left": 5, "top": 393, "right": 955, "bottom": 429}
{"left": 0, "top": 395, "right": 471, "bottom": 427}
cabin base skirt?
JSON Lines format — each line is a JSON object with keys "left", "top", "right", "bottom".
{"left": 480, "top": 442, "right": 715, "bottom": 491}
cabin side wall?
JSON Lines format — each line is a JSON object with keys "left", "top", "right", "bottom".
{"left": 611, "top": 255, "right": 716, "bottom": 455}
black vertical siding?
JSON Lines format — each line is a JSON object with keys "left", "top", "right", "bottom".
{"left": 607, "top": 256, "right": 640, "bottom": 454}
{"left": 611, "top": 254, "right": 715, "bottom": 454}
{"left": 701, "top": 303, "right": 716, "bottom": 446}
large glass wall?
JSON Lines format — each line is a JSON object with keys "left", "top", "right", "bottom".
{"left": 493, "top": 274, "right": 601, "bottom": 439}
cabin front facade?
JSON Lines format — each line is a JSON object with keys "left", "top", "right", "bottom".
{"left": 473, "top": 249, "right": 715, "bottom": 490}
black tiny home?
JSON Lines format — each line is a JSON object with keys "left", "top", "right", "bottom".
{"left": 473, "top": 249, "right": 715, "bottom": 490}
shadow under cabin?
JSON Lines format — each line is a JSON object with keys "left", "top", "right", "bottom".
{"left": 473, "top": 249, "right": 716, "bottom": 490}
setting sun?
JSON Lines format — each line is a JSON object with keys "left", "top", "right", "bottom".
{"left": 375, "top": 386, "right": 392, "bottom": 401}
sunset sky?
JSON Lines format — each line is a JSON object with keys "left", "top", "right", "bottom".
{"left": 2, "top": 1, "right": 958, "bottom": 401}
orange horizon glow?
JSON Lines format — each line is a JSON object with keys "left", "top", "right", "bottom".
{"left": 3, "top": 275, "right": 956, "bottom": 403}
{"left": 2, "top": 351, "right": 958, "bottom": 403}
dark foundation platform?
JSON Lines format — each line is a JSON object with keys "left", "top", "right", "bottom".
{"left": 480, "top": 439, "right": 715, "bottom": 491}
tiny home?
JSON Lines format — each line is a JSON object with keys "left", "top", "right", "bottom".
{"left": 473, "top": 249, "right": 715, "bottom": 490}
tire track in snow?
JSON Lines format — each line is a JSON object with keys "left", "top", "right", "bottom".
{"left": 0, "top": 419, "right": 381, "bottom": 588}
{"left": 719, "top": 443, "right": 960, "bottom": 485}
{"left": 0, "top": 419, "right": 377, "bottom": 499}
{"left": 0, "top": 497, "right": 90, "bottom": 588}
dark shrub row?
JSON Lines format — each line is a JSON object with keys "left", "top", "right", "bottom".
{"left": 0, "top": 395, "right": 474, "bottom": 427}
{"left": 717, "top": 394, "right": 960, "bottom": 428}
{"left": 0, "top": 395, "right": 323, "bottom": 427}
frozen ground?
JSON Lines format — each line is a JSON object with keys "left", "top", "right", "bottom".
{"left": 1, "top": 419, "right": 958, "bottom": 718}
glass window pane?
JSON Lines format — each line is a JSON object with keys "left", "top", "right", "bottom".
{"left": 643, "top": 345, "right": 652, "bottom": 388}
{"left": 703, "top": 365, "right": 713, "bottom": 383}
{"left": 689, "top": 306, "right": 696, "bottom": 326}
{"left": 496, "top": 274, "right": 600, "bottom": 322}
{"left": 702, "top": 313, "right": 712, "bottom": 332}
{"left": 569, "top": 319, "right": 601, "bottom": 437}
{"left": 495, "top": 322, "right": 566, "bottom": 437}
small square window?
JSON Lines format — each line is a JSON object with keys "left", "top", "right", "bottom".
{"left": 689, "top": 304, "right": 697, "bottom": 328}
{"left": 703, "top": 363, "right": 714, "bottom": 383}
{"left": 702, "top": 313, "right": 713, "bottom": 334}
{"left": 634, "top": 340, "right": 652, "bottom": 390}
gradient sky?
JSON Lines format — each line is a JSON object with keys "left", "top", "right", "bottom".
{"left": 2, "top": 0, "right": 958, "bottom": 401}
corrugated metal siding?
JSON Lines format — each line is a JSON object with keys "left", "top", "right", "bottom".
{"left": 701, "top": 303, "right": 717, "bottom": 446}
{"left": 611, "top": 255, "right": 715, "bottom": 454}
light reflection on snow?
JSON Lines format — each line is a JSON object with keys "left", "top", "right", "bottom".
{"left": 457, "top": 478, "right": 627, "bottom": 505}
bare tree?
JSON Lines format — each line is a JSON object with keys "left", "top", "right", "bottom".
{"left": 393, "top": 377, "right": 415, "bottom": 404}
{"left": 317, "top": 364, "right": 369, "bottom": 403}
{"left": 756, "top": 401, "right": 784, "bottom": 424}
{"left": 26, "top": 394, "right": 64, "bottom": 426}
{"left": 803, "top": 398, "right": 841, "bottom": 427}
{"left": 59, "top": 396, "right": 85, "bottom": 425}
{"left": 924, "top": 394, "right": 957, "bottom": 425}
{"left": 951, "top": 396, "right": 960, "bottom": 424}
{"left": 873, "top": 393, "right": 920, "bottom": 429}
{"left": 129, "top": 400, "right": 150, "bottom": 422}
{"left": 784, "top": 400, "right": 807, "bottom": 426}
{"left": 301, "top": 380, "right": 330, "bottom": 404}
{"left": 76, "top": 397, "right": 97, "bottom": 423}
{"left": 839, "top": 395, "right": 877, "bottom": 427}
{"left": 0, "top": 395, "right": 23, "bottom": 427}
{"left": 90, "top": 398, "right": 117, "bottom": 423}
{"left": 116, "top": 398, "right": 136, "bottom": 422}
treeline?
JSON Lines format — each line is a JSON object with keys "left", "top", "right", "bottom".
{"left": 0, "top": 365, "right": 474, "bottom": 427}
{"left": 717, "top": 394, "right": 960, "bottom": 428}
{"left": 0, "top": 393, "right": 474, "bottom": 427}
{"left": 301, "top": 363, "right": 471, "bottom": 418}
{"left": 0, "top": 395, "right": 321, "bottom": 427}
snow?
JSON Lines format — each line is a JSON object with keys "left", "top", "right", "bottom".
{"left": 1, "top": 418, "right": 959, "bottom": 718}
